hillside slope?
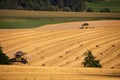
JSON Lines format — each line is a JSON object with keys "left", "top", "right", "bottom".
{"left": 0, "top": 20, "right": 120, "bottom": 69}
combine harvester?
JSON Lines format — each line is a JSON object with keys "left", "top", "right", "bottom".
{"left": 80, "top": 23, "right": 94, "bottom": 29}
{"left": 9, "top": 51, "right": 28, "bottom": 64}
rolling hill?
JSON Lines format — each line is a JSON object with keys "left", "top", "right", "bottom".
{"left": 0, "top": 10, "right": 120, "bottom": 29}
{"left": 0, "top": 20, "right": 120, "bottom": 69}
{"left": 0, "top": 20, "right": 120, "bottom": 80}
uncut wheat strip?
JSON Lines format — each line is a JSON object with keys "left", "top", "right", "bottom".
{"left": 0, "top": 75, "right": 119, "bottom": 80}
{"left": 31, "top": 30, "right": 119, "bottom": 65}
{"left": 0, "top": 65, "right": 120, "bottom": 79}
{"left": 0, "top": 72, "right": 119, "bottom": 80}
{"left": 0, "top": 65, "right": 120, "bottom": 75}
{"left": 0, "top": 67, "right": 119, "bottom": 80}
{"left": 1, "top": 10, "right": 120, "bottom": 18}
{"left": 0, "top": 71, "right": 119, "bottom": 77}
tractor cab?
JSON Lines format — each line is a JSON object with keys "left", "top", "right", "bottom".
{"left": 15, "top": 51, "right": 26, "bottom": 62}
{"left": 9, "top": 51, "right": 28, "bottom": 64}
{"left": 81, "top": 23, "right": 89, "bottom": 29}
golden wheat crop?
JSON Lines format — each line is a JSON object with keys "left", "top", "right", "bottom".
{"left": 0, "top": 20, "right": 120, "bottom": 80}
{"left": 0, "top": 20, "right": 120, "bottom": 69}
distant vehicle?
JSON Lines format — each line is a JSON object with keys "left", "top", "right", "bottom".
{"left": 9, "top": 51, "right": 28, "bottom": 64}
{"left": 80, "top": 23, "right": 89, "bottom": 29}
{"left": 80, "top": 23, "right": 94, "bottom": 29}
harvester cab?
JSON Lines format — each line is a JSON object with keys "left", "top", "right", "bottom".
{"left": 9, "top": 51, "right": 28, "bottom": 64}
{"left": 81, "top": 23, "right": 89, "bottom": 29}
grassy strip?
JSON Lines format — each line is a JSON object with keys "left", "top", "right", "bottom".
{"left": 0, "top": 10, "right": 120, "bottom": 29}
{"left": 0, "top": 18, "right": 70, "bottom": 29}
{"left": 0, "top": 16, "right": 119, "bottom": 29}
{"left": 0, "top": 10, "right": 119, "bottom": 18}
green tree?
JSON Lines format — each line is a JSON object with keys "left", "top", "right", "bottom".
{"left": 82, "top": 50, "right": 102, "bottom": 68}
{"left": 0, "top": 0, "right": 86, "bottom": 12}
{"left": 0, "top": 46, "right": 10, "bottom": 65}
{"left": 87, "top": 0, "right": 95, "bottom": 2}
{"left": 100, "top": 8, "right": 111, "bottom": 12}
{"left": 86, "top": 8, "right": 93, "bottom": 12}
{"left": 62, "top": 7, "right": 71, "bottom": 12}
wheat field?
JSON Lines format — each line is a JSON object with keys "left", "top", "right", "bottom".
{"left": 0, "top": 65, "right": 120, "bottom": 80}
{"left": 0, "top": 20, "right": 120, "bottom": 80}
{"left": 0, "top": 10, "right": 120, "bottom": 19}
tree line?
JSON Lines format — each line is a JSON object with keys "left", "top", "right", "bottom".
{"left": 0, "top": 0, "right": 86, "bottom": 12}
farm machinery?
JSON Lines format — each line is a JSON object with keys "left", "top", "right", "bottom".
{"left": 9, "top": 51, "right": 28, "bottom": 64}
{"left": 80, "top": 23, "right": 94, "bottom": 29}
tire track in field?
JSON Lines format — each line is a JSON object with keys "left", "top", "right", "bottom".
{"left": 3, "top": 30, "right": 83, "bottom": 53}
{"left": 28, "top": 30, "right": 110, "bottom": 64}
{"left": 45, "top": 33, "right": 120, "bottom": 67}
{"left": 0, "top": 27, "right": 120, "bottom": 68}
{"left": 4, "top": 30, "right": 101, "bottom": 55}
{"left": 60, "top": 39, "right": 120, "bottom": 67}
{"left": 31, "top": 30, "right": 119, "bottom": 65}
{"left": 1, "top": 30, "right": 77, "bottom": 50}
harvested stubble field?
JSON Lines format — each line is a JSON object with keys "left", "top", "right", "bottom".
{"left": 0, "top": 10, "right": 120, "bottom": 20}
{"left": 0, "top": 20, "right": 120, "bottom": 80}
{"left": 0, "top": 10, "right": 120, "bottom": 29}
{"left": 0, "top": 65, "right": 120, "bottom": 80}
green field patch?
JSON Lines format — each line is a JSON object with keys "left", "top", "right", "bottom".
{"left": 0, "top": 10, "right": 120, "bottom": 29}
{"left": 86, "top": 0, "right": 120, "bottom": 12}
{"left": 0, "top": 18, "right": 68, "bottom": 29}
